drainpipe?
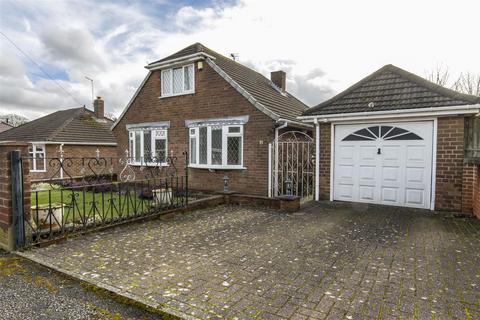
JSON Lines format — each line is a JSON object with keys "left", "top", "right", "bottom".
{"left": 273, "top": 121, "right": 288, "bottom": 197}
{"left": 314, "top": 118, "right": 320, "bottom": 201}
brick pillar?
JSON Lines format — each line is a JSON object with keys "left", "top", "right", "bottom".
{"left": 474, "top": 165, "right": 480, "bottom": 219}
{"left": 318, "top": 124, "right": 331, "bottom": 200}
{"left": 0, "top": 142, "right": 30, "bottom": 251}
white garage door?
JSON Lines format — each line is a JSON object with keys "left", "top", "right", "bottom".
{"left": 333, "top": 121, "right": 434, "bottom": 209}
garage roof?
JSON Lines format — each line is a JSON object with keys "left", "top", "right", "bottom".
{"left": 304, "top": 64, "right": 480, "bottom": 116}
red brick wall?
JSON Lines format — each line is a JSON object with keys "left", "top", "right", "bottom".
{"left": 0, "top": 142, "right": 30, "bottom": 250}
{"left": 112, "top": 62, "right": 276, "bottom": 196}
{"left": 473, "top": 165, "right": 480, "bottom": 219}
{"left": 318, "top": 124, "right": 331, "bottom": 200}
{"left": 29, "top": 144, "right": 118, "bottom": 182}
{"left": 435, "top": 117, "right": 466, "bottom": 211}
{"left": 461, "top": 163, "right": 476, "bottom": 213}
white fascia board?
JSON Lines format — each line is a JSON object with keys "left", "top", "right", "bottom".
{"left": 145, "top": 52, "right": 216, "bottom": 70}
{"left": 205, "top": 58, "right": 280, "bottom": 121}
{"left": 126, "top": 121, "right": 170, "bottom": 130}
{"left": 298, "top": 104, "right": 480, "bottom": 123}
{"left": 111, "top": 72, "right": 152, "bottom": 130}
{"left": 185, "top": 115, "right": 249, "bottom": 128}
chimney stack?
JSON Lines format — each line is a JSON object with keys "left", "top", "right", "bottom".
{"left": 271, "top": 70, "right": 286, "bottom": 91}
{"left": 93, "top": 96, "right": 104, "bottom": 119}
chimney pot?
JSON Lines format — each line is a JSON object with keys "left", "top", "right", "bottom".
{"left": 271, "top": 70, "right": 286, "bottom": 91}
{"left": 94, "top": 96, "right": 104, "bottom": 119}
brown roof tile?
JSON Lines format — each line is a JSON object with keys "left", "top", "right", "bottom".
{"left": 0, "top": 108, "right": 116, "bottom": 144}
{"left": 149, "top": 43, "right": 309, "bottom": 122}
{"left": 304, "top": 64, "right": 480, "bottom": 116}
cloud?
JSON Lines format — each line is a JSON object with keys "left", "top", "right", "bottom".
{"left": 39, "top": 27, "right": 105, "bottom": 68}
{"left": 1, "top": 0, "right": 479, "bottom": 120}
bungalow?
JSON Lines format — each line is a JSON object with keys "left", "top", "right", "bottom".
{"left": 0, "top": 97, "right": 117, "bottom": 181}
{"left": 111, "top": 43, "right": 311, "bottom": 196}
{"left": 300, "top": 64, "right": 480, "bottom": 213}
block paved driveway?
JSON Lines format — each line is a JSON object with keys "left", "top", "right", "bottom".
{"left": 21, "top": 203, "right": 480, "bottom": 319}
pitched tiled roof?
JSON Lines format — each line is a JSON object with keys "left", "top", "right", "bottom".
{"left": 0, "top": 121, "right": 13, "bottom": 133}
{"left": 304, "top": 64, "right": 480, "bottom": 116}
{"left": 0, "top": 108, "right": 116, "bottom": 144}
{"left": 148, "top": 43, "right": 309, "bottom": 122}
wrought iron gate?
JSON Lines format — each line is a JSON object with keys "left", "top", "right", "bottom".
{"left": 269, "top": 131, "right": 315, "bottom": 199}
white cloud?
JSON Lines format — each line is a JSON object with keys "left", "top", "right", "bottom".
{"left": 0, "top": 0, "right": 479, "bottom": 120}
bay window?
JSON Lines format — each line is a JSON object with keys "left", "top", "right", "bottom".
{"left": 127, "top": 122, "right": 169, "bottom": 165}
{"left": 187, "top": 120, "right": 245, "bottom": 169}
{"left": 161, "top": 64, "right": 194, "bottom": 97}
{"left": 29, "top": 144, "right": 46, "bottom": 172}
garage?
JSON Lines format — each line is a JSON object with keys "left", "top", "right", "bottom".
{"left": 333, "top": 121, "right": 434, "bottom": 209}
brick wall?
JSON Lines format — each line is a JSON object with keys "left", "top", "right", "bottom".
{"left": 435, "top": 117, "right": 466, "bottom": 211}
{"left": 461, "top": 163, "right": 477, "bottom": 213}
{"left": 30, "top": 144, "right": 118, "bottom": 181}
{"left": 113, "top": 61, "right": 276, "bottom": 196}
{"left": 0, "top": 142, "right": 30, "bottom": 251}
{"left": 318, "top": 124, "right": 331, "bottom": 200}
{"left": 474, "top": 165, "right": 480, "bottom": 219}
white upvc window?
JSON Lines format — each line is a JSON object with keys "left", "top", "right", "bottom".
{"left": 161, "top": 64, "right": 194, "bottom": 97}
{"left": 128, "top": 129, "right": 168, "bottom": 165}
{"left": 188, "top": 125, "right": 244, "bottom": 169}
{"left": 29, "top": 144, "right": 46, "bottom": 172}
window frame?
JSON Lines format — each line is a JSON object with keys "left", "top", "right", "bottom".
{"left": 188, "top": 124, "right": 245, "bottom": 170}
{"left": 128, "top": 129, "right": 168, "bottom": 166}
{"left": 29, "top": 143, "right": 46, "bottom": 172}
{"left": 160, "top": 64, "right": 195, "bottom": 98}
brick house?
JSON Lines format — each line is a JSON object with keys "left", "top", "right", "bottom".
{"left": 300, "top": 64, "right": 480, "bottom": 214}
{"left": 0, "top": 97, "right": 117, "bottom": 181}
{"left": 111, "top": 43, "right": 311, "bottom": 196}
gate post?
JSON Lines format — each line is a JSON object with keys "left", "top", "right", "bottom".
{"left": 11, "top": 150, "right": 25, "bottom": 249}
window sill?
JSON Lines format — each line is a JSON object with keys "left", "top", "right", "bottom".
{"left": 189, "top": 164, "right": 246, "bottom": 170}
{"left": 31, "top": 170, "right": 47, "bottom": 173}
{"left": 159, "top": 91, "right": 195, "bottom": 99}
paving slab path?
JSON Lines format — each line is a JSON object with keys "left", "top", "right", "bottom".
{"left": 19, "top": 203, "right": 480, "bottom": 319}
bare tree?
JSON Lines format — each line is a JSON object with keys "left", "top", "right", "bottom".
{"left": 452, "top": 72, "right": 480, "bottom": 96}
{"left": 427, "top": 65, "right": 480, "bottom": 97}
{"left": 426, "top": 64, "right": 450, "bottom": 87}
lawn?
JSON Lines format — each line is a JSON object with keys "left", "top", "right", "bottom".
{"left": 30, "top": 185, "right": 182, "bottom": 225}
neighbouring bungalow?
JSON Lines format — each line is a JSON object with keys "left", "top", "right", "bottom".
{"left": 111, "top": 43, "right": 312, "bottom": 196}
{"left": 0, "top": 97, "right": 117, "bottom": 181}
{"left": 300, "top": 64, "right": 480, "bottom": 214}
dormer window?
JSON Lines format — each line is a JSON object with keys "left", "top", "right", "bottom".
{"left": 161, "top": 64, "right": 194, "bottom": 97}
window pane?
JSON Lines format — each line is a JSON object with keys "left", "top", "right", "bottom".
{"left": 227, "top": 136, "right": 241, "bottom": 165}
{"left": 184, "top": 65, "right": 193, "bottom": 91}
{"left": 155, "top": 139, "right": 166, "bottom": 163}
{"left": 135, "top": 131, "right": 141, "bottom": 162}
{"left": 211, "top": 126, "right": 222, "bottom": 165}
{"left": 161, "top": 70, "right": 171, "bottom": 96}
{"left": 199, "top": 127, "right": 208, "bottom": 164}
{"left": 228, "top": 126, "right": 240, "bottom": 133}
{"left": 36, "top": 151, "right": 45, "bottom": 171}
{"left": 173, "top": 68, "right": 183, "bottom": 94}
{"left": 129, "top": 138, "right": 134, "bottom": 159}
{"left": 190, "top": 137, "right": 196, "bottom": 164}
{"left": 143, "top": 130, "right": 152, "bottom": 162}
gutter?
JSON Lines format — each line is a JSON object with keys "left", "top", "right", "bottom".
{"left": 277, "top": 118, "right": 313, "bottom": 129}
{"left": 298, "top": 104, "right": 480, "bottom": 123}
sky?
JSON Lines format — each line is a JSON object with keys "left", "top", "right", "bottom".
{"left": 0, "top": 0, "right": 479, "bottom": 120}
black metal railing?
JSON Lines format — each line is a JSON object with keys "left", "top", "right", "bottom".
{"left": 20, "top": 151, "right": 190, "bottom": 247}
